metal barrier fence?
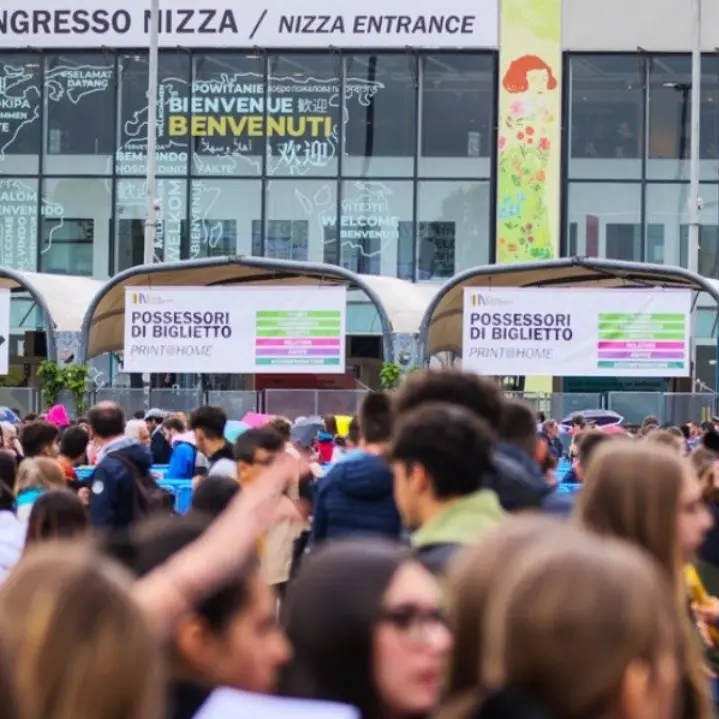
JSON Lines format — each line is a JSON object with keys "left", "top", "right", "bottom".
{"left": 263, "top": 389, "right": 368, "bottom": 418}
{"left": 3, "top": 388, "right": 719, "bottom": 425}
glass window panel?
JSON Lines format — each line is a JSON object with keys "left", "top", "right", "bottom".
{"left": 116, "top": 53, "right": 190, "bottom": 177}
{"left": 648, "top": 56, "right": 690, "bottom": 180}
{"left": 569, "top": 55, "right": 643, "bottom": 180}
{"left": 40, "top": 178, "right": 112, "bottom": 277}
{"left": 648, "top": 55, "right": 719, "bottom": 180}
{"left": 333, "top": 180, "right": 412, "bottom": 277}
{"left": 680, "top": 225, "right": 719, "bottom": 278}
{"left": 567, "top": 182, "right": 642, "bottom": 259}
{"left": 190, "top": 54, "right": 264, "bottom": 178}
{"left": 115, "top": 179, "right": 187, "bottom": 271}
{"left": 0, "top": 177, "right": 39, "bottom": 270}
{"left": 189, "top": 179, "right": 260, "bottom": 259}
{"left": 419, "top": 54, "right": 494, "bottom": 178}
{"left": 417, "top": 181, "right": 490, "bottom": 280}
{"left": 44, "top": 53, "right": 115, "bottom": 175}
{"left": 647, "top": 183, "right": 718, "bottom": 273}
{"left": 266, "top": 55, "right": 340, "bottom": 177}
{"left": 0, "top": 54, "right": 42, "bottom": 175}
{"left": 264, "top": 180, "right": 336, "bottom": 264}
{"left": 696, "top": 309, "right": 718, "bottom": 340}
{"left": 343, "top": 55, "right": 416, "bottom": 177}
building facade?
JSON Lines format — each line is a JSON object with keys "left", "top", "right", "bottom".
{"left": 1, "top": 0, "right": 719, "bottom": 378}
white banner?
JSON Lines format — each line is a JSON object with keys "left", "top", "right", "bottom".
{"left": 462, "top": 287, "right": 693, "bottom": 378}
{"left": 123, "top": 286, "right": 346, "bottom": 374}
{"left": 0, "top": 290, "right": 9, "bottom": 376}
{"left": 0, "top": 0, "right": 498, "bottom": 48}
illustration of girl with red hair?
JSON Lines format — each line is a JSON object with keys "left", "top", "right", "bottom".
{"left": 497, "top": 54, "right": 558, "bottom": 263}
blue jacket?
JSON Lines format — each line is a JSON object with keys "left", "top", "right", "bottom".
{"left": 90, "top": 438, "right": 153, "bottom": 530}
{"left": 311, "top": 451, "right": 402, "bottom": 544}
{"left": 168, "top": 441, "right": 197, "bottom": 480}
{"left": 541, "top": 489, "right": 577, "bottom": 517}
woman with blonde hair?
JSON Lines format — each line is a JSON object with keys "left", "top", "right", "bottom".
{"left": 471, "top": 534, "right": 685, "bottom": 719}
{"left": 0, "top": 545, "right": 163, "bottom": 719}
{"left": 15, "top": 457, "right": 66, "bottom": 521}
{"left": 576, "top": 440, "right": 713, "bottom": 719}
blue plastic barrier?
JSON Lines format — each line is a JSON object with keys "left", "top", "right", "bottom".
{"left": 76, "top": 464, "right": 170, "bottom": 481}
{"left": 159, "top": 480, "right": 194, "bottom": 514}
{"left": 555, "top": 458, "right": 571, "bottom": 482}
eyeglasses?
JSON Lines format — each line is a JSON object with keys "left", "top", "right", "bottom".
{"left": 377, "top": 604, "right": 448, "bottom": 643}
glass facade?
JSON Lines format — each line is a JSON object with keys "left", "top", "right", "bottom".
{"left": 0, "top": 50, "right": 496, "bottom": 280}
{"left": 565, "top": 54, "right": 719, "bottom": 274}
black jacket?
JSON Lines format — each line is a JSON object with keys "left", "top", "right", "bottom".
{"left": 166, "top": 681, "right": 211, "bottom": 719}
{"left": 151, "top": 428, "right": 172, "bottom": 465}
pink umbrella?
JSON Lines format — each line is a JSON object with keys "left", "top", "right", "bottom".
{"left": 600, "top": 424, "right": 626, "bottom": 435}
{"left": 241, "top": 412, "right": 276, "bottom": 428}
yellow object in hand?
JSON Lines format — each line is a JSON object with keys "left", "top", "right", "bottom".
{"left": 685, "top": 564, "right": 719, "bottom": 644}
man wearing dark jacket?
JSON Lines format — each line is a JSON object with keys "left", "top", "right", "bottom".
{"left": 311, "top": 392, "right": 401, "bottom": 543}
{"left": 190, "top": 406, "right": 236, "bottom": 480}
{"left": 498, "top": 399, "right": 549, "bottom": 489}
{"left": 146, "top": 408, "right": 172, "bottom": 465}
{"left": 395, "top": 370, "right": 550, "bottom": 511}
{"left": 89, "top": 402, "right": 154, "bottom": 530}
{"left": 539, "top": 418, "right": 564, "bottom": 460}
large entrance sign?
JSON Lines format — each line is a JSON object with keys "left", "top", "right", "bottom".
{"left": 462, "top": 287, "right": 692, "bottom": 378}
{"left": 123, "top": 285, "right": 347, "bottom": 374}
{"left": 0, "top": 0, "right": 497, "bottom": 49}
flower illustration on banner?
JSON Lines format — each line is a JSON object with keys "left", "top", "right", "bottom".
{"left": 497, "top": 54, "right": 558, "bottom": 263}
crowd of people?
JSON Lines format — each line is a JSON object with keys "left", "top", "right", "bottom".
{"left": 0, "top": 371, "right": 717, "bottom": 718}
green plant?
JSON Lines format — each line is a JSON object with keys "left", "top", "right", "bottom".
{"left": 36, "top": 360, "right": 90, "bottom": 413}
{"left": 380, "top": 361, "right": 404, "bottom": 390}
{"left": 37, "top": 360, "right": 65, "bottom": 409}
{"left": 63, "top": 363, "right": 90, "bottom": 415}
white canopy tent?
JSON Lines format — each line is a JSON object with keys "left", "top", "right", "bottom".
{"left": 418, "top": 257, "right": 719, "bottom": 361}
{"left": 0, "top": 269, "right": 104, "bottom": 361}
{"left": 78, "top": 257, "right": 440, "bottom": 363}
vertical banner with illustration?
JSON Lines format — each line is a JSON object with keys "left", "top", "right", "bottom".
{"left": 496, "top": 0, "right": 561, "bottom": 263}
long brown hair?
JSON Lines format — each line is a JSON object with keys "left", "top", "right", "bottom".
{"left": 443, "top": 516, "right": 573, "bottom": 707}
{"left": 0, "top": 545, "right": 164, "bottom": 719}
{"left": 479, "top": 535, "right": 683, "bottom": 719}
{"left": 576, "top": 441, "right": 712, "bottom": 719}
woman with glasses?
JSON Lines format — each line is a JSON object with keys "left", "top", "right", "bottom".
{"left": 279, "top": 539, "right": 451, "bottom": 719}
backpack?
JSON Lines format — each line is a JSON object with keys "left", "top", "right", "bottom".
{"left": 106, "top": 452, "right": 170, "bottom": 520}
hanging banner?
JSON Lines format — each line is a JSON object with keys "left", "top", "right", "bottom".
{"left": 463, "top": 288, "right": 692, "bottom": 378}
{"left": 495, "top": 0, "right": 561, "bottom": 263}
{"left": 123, "top": 286, "right": 347, "bottom": 374}
{"left": 0, "top": 0, "right": 498, "bottom": 49}
{"left": 0, "top": 289, "right": 9, "bottom": 375}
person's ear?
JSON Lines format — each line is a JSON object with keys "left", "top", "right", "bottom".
{"left": 616, "top": 660, "right": 651, "bottom": 719}
{"left": 410, "top": 463, "right": 432, "bottom": 495}
{"left": 175, "top": 614, "right": 217, "bottom": 673}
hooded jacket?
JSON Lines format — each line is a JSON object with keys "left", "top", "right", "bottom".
{"left": 311, "top": 450, "right": 402, "bottom": 543}
{"left": 89, "top": 436, "right": 154, "bottom": 530}
{"left": 488, "top": 446, "right": 552, "bottom": 512}
{"left": 414, "top": 489, "right": 505, "bottom": 574}
{"left": 168, "top": 432, "right": 206, "bottom": 480}
{"left": 0, "top": 511, "right": 25, "bottom": 581}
